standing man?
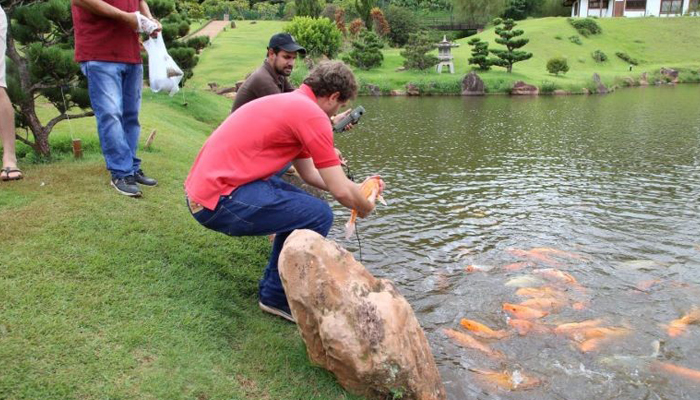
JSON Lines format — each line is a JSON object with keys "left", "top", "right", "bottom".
{"left": 71, "top": 0, "right": 160, "bottom": 197}
{"left": 231, "top": 33, "right": 303, "bottom": 113}
{"left": 0, "top": 6, "right": 22, "bottom": 181}
{"left": 185, "top": 61, "right": 383, "bottom": 322}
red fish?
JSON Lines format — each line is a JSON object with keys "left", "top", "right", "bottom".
{"left": 652, "top": 361, "right": 700, "bottom": 383}
{"left": 469, "top": 368, "right": 541, "bottom": 391}
{"left": 442, "top": 328, "right": 504, "bottom": 359}
{"left": 460, "top": 318, "right": 508, "bottom": 339}
{"left": 344, "top": 176, "right": 386, "bottom": 239}
{"left": 665, "top": 308, "right": 700, "bottom": 337}
{"left": 503, "top": 303, "right": 548, "bottom": 319}
{"left": 554, "top": 319, "right": 603, "bottom": 336}
{"left": 508, "top": 319, "right": 552, "bottom": 336}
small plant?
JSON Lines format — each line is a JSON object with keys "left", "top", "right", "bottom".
{"left": 342, "top": 30, "right": 384, "bottom": 70}
{"left": 591, "top": 49, "right": 608, "bottom": 63}
{"left": 400, "top": 31, "right": 438, "bottom": 70}
{"left": 615, "top": 52, "right": 638, "bottom": 65}
{"left": 348, "top": 18, "right": 365, "bottom": 36}
{"left": 546, "top": 57, "right": 569, "bottom": 75}
{"left": 567, "top": 17, "right": 602, "bottom": 37}
{"left": 577, "top": 57, "right": 586, "bottom": 63}
{"left": 568, "top": 35, "right": 582, "bottom": 45}
{"left": 554, "top": 35, "right": 562, "bottom": 40}
{"left": 540, "top": 80, "right": 559, "bottom": 94}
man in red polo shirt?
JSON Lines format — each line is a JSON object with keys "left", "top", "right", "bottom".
{"left": 185, "top": 61, "right": 383, "bottom": 322}
{"left": 72, "top": 0, "right": 160, "bottom": 197}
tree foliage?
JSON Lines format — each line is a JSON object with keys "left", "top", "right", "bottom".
{"left": 334, "top": 8, "right": 347, "bottom": 35}
{"left": 348, "top": 18, "right": 365, "bottom": 36}
{"left": 400, "top": 31, "right": 438, "bottom": 70}
{"left": 546, "top": 57, "right": 569, "bottom": 75}
{"left": 3, "top": 0, "right": 92, "bottom": 157}
{"left": 343, "top": 30, "right": 384, "bottom": 70}
{"left": 489, "top": 17, "right": 532, "bottom": 73}
{"left": 502, "top": 0, "right": 543, "bottom": 20}
{"left": 285, "top": 16, "right": 343, "bottom": 58}
{"left": 295, "top": 0, "right": 323, "bottom": 17}
{"left": 355, "top": 0, "right": 376, "bottom": 28}
{"left": 467, "top": 37, "right": 493, "bottom": 70}
{"left": 452, "top": 0, "right": 506, "bottom": 25}
{"left": 370, "top": 7, "right": 390, "bottom": 37}
{"left": 384, "top": 5, "right": 419, "bottom": 47}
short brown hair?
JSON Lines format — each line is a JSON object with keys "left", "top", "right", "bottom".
{"left": 303, "top": 61, "right": 358, "bottom": 102}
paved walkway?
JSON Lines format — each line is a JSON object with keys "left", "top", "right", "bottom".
{"left": 190, "top": 20, "right": 229, "bottom": 40}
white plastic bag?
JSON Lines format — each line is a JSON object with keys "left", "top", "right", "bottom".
{"left": 143, "top": 32, "right": 183, "bottom": 96}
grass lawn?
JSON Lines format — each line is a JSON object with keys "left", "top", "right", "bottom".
{"left": 188, "top": 17, "right": 700, "bottom": 94}
{"left": 1, "top": 88, "right": 361, "bottom": 399}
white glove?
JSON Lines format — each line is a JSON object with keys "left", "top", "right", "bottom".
{"left": 134, "top": 11, "right": 158, "bottom": 35}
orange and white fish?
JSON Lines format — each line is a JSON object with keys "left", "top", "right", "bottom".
{"left": 469, "top": 368, "right": 541, "bottom": 391}
{"left": 506, "top": 248, "right": 561, "bottom": 266}
{"left": 554, "top": 319, "right": 603, "bottom": 336}
{"left": 529, "top": 247, "right": 587, "bottom": 260}
{"left": 503, "top": 303, "right": 548, "bottom": 319}
{"left": 442, "top": 328, "right": 504, "bottom": 359}
{"left": 508, "top": 319, "right": 552, "bottom": 336}
{"left": 571, "top": 327, "right": 630, "bottom": 352}
{"left": 502, "top": 261, "right": 534, "bottom": 271}
{"left": 460, "top": 318, "right": 509, "bottom": 339}
{"left": 515, "top": 286, "right": 566, "bottom": 300}
{"left": 651, "top": 361, "right": 700, "bottom": 383}
{"left": 533, "top": 268, "right": 578, "bottom": 285}
{"left": 344, "top": 176, "right": 386, "bottom": 239}
{"left": 465, "top": 264, "right": 495, "bottom": 273}
{"left": 665, "top": 308, "right": 700, "bottom": 337}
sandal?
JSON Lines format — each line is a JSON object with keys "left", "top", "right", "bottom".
{"left": 0, "top": 167, "right": 24, "bottom": 181}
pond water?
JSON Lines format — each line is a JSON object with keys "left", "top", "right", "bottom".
{"left": 330, "top": 85, "right": 700, "bottom": 399}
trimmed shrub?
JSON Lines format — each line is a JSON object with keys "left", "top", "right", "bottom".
{"left": 285, "top": 16, "right": 343, "bottom": 58}
{"left": 568, "top": 35, "right": 582, "bottom": 45}
{"left": 567, "top": 17, "right": 602, "bottom": 37}
{"left": 591, "top": 49, "right": 607, "bottom": 63}
{"left": 342, "top": 30, "right": 384, "bottom": 70}
{"left": 546, "top": 57, "right": 569, "bottom": 75}
{"left": 348, "top": 18, "right": 365, "bottom": 36}
{"left": 468, "top": 37, "right": 492, "bottom": 71}
{"left": 185, "top": 35, "right": 210, "bottom": 52}
{"left": 384, "top": 5, "right": 419, "bottom": 47}
{"left": 615, "top": 51, "right": 638, "bottom": 65}
{"left": 400, "top": 31, "right": 438, "bottom": 70}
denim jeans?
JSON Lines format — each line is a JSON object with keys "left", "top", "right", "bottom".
{"left": 81, "top": 61, "right": 143, "bottom": 179}
{"left": 188, "top": 176, "right": 333, "bottom": 309}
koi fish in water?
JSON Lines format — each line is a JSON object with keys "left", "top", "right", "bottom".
{"left": 503, "top": 303, "right": 548, "bottom": 319}
{"left": 442, "top": 328, "right": 504, "bottom": 359}
{"left": 651, "top": 361, "right": 700, "bottom": 383}
{"left": 460, "top": 318, "right": 509, "bottom": 339}
{"left": 344, "top": 176, "right": 386, "bottom": 239}
{"left": 468, "top": 368, "right": 541, "bottom": 391}
{"left": 508, "top": 319, "right": 552, "bottom": 336}
{"left": 665, "top": 308, "right": 700, "bottom": 337}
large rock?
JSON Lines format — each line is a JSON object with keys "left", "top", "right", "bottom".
{"left": 406, "top": 83, "right": 421, "bottom": 96}
{"left": 461, "top": 71, "right": 484, "bottom": 96}
{"left": 278, "top": 230, "right": 446, "bottom": 400}
{"left": 365, "top": 84, "right": 381, "bottom": 96}
{"left": 660, "top": 67, "right": 679, "bottom": 83}
{"left": 511, "top": 80, "right": 539, "bottom": 95}
{"left": 592, "top": 73, "right": 608, "bottom": 94}
{"left": 639, "top": 72, "right": 649, "bottom": 86}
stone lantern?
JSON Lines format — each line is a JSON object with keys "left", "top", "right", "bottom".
{"left": 436, "top": 35, "right": 459, "bottom": 74}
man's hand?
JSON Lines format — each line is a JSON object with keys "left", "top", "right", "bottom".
{"left": 331, "top": 108, "right": 355, "bottom": 132}
{"left": 135, "top": 11, "right": 159, "bottom": 36}
{"left": 334, "top": 147, "right": 346, "bottom": 166}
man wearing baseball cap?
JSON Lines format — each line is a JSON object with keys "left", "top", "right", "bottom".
{"left": 231, "top": 33, "right": 306, "bottom": 113}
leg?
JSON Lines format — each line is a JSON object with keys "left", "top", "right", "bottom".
{"left": 0, "top": 87, "right": 19, "bottom": 179}
{"left": 122, "top": 63, "right": 142, "bottom": 173}
{"left": 81, "top": 61, "right": 134, "bottom": 179}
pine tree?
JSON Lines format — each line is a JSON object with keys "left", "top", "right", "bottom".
{"left": 3, "top": 0, "right": 92, "bottom": 157}
{"left": 467, "top": 37, "right": 493, "bottom": 71}
{"left": 342, "top": 30, "right": 384, "bottom": 70}
{"left": 295, "top": 0, "right": 323, "bottom": 17}
{"left": 400, "top": 31, "right": 438, "bottom": 71}
{"left": 489, "top": 17, "right": 532, "bottom": 73}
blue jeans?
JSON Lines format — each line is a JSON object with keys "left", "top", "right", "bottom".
{"left": 81, "top": 61, "right": 143, "bottom": 179}
{"left": 188, "top": 176, "right": 333, "bottom": 309}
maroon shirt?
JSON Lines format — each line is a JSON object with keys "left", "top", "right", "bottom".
{"left": 72, "top": 0, "right": 142, "bottom": 63}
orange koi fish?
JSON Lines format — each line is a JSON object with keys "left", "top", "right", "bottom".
{"left": 503, "top": 261, "right": 533, "bottom": 272}
{"left": 442, "top": 328, "right": 503, "bottom": 359}
{"left": 508, "top": 319, "right": 552, "bottom": 336}
{"left": 515, "top": 286, "right": 566, "bottom": 299}
{"left": 465, "top": 264, "right": 495, "bottom": 273}
{"left": 573, "top": 327, "right": 630, "bottom": 352}
{"left": 554, "top": 319, "right": 603, "bottom": 336}
{"left": 652, "top": 361, "right": 700, "bottom": 383}
{"left": 460, "top": 318, "right": 508, "bottom": 339}
{"left": 533, "top": 268, "right": 578, "bottom": 285}
{"left": 506, "top": 248, "right": 561, "bottom": 266}
{"left": 503, "top": 303, "right": 548, "bottom": 319}
{"left": 519, "top": 297, "right": 564, "bottom": 311}
{"left": 344, "top": 176, "right": 386, "bottom": 239}
{"left": 665, "top": 308, "right": 700, "bottom": 337}
{"left": 529, "top": 247, "right": 587, "bottom": 260}
{"left": 469, "top": 368, "right": 541, "bottom": 391}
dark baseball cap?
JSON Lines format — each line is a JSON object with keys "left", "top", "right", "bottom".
{"left": 268, "top": 33, "right": 306, "bottom": 56}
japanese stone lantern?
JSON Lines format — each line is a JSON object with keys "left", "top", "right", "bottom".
{"left": 436, "top": 35, "right": 459, "bottom": 74}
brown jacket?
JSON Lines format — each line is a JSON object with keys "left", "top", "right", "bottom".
{"left": 231, "top": 60, "right": 295, "bottom": 113}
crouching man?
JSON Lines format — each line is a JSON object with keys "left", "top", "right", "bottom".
{"left": 184, "top": 61, "right": 382, "bottom": 322}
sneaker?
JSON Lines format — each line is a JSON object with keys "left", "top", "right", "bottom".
{"left": 134, "top": 169, "right": 157, "bottom": 187}
{"left": 111, "top": 175, "right": 142, "bottom": 197}
{"left": 258, "top": 301, "right": 295, "bottom": 323}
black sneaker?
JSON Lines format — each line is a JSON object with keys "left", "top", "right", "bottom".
{"left": 258, "top": 301, "right": 295, "bottom": 323}
{"left": 111, "top": 175, "right": 142, "bottom": 197}
{"left": 134, "top": 169, "right": 157, "bottom": 187}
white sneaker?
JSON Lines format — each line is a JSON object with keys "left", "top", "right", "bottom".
{"left": 258, "top": 301, "right": 295, "bottom": 323}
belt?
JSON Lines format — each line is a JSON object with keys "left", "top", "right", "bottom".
{"left": 185, "top": 193, "right": 205, "bottom": 214}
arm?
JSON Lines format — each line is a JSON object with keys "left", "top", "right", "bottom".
{"left": 72, "top": 0, "right": 137, "bottom": 30}
{"left": 318, "top": 166, "right": 374, "bottom": 218}
{"left": 139, "top": 0, "right": 162, "bottom": 35}
{"left": 292, "top": 158, "right": 328, "bottom": 191}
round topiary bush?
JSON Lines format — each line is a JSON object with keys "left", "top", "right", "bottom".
{"left": 546, "top": 57, "right": 570, "bottom": 75}
{"left": 285, "top": 16, "right": 343, "bottom": 58}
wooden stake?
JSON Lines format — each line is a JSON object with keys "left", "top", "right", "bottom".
{"left": 72, "top": 138, "right": 83, "bottom": 159}
{"left": 145, "top": 129, "right": 157, "bottom": 150}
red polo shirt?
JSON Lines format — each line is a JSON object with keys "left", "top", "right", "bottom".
{"left": 185, "top": 84, "right": 341, "bottom": 210}
{"left": 72, "top": 0, "right": 142, "bottom": 63}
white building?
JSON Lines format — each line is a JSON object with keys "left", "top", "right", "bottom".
{"left": 565, "top": 0, "right": 698, "bottom": 17}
